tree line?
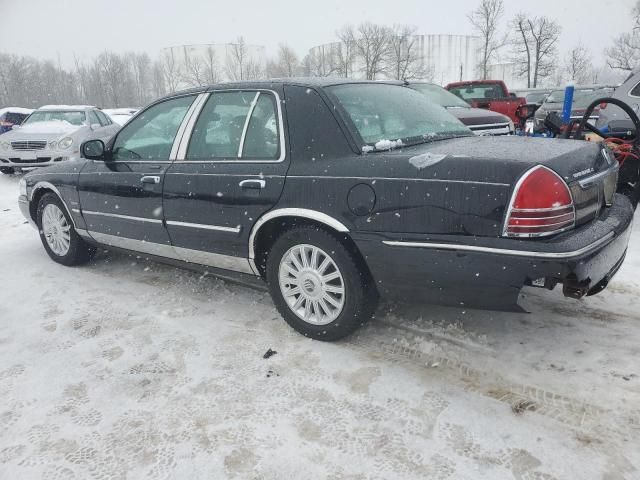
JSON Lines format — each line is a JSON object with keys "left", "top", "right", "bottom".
{"left": 0, "top": 3, "right": 636, "bottom": 109}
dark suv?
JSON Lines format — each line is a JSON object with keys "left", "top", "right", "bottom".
{"left": 19, "top": 80, "right": 633, "bottom": 340}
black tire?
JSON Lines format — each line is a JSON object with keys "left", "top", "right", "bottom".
{"left": 37, "top": 192, "right": 96, "bottom": 266}
{"left": 266, "top": 226, "right": 377, "bottom": 341}
{"left": 0, "top": 167, "right": 15, "bottom": 174}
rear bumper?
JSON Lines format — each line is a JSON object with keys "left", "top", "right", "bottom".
{"left": 354, "top": 194, "right": 634, "bottom": 311}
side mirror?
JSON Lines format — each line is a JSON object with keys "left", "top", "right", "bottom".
{"left": 81, "top": 139, "right": 106, "bottom": 160}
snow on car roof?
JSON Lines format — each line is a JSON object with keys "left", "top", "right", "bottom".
{"left": 102, "top": 108, "right": 138, "bottom": 115}
{"left": 0, "top": 107, "right": 34, "bottom": 116}
{"left": 38, "top": 105, "right": 97, "bottom": 111}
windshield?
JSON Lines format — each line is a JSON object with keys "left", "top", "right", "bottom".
{"left": 448, "top": 83, "right": 504, "bottom": 100}
{"left": 23, "top": 110, "right": 86, "bottom": 126}
{"left": 328, "top": 83, "right": 471, "bottom": 147}
{"left": 409, "top": 83, "right": 471, "bottom": 108}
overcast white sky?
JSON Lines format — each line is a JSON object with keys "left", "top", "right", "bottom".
{"left": 1, "top": 0, "right": 635, "bottom": 67}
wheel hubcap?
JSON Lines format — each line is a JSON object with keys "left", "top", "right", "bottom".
{"left": 278, "top": 244, "right": 345, "bottom": 325}
{"left": 42, "top": 204, "right": 71, "bottom": 256}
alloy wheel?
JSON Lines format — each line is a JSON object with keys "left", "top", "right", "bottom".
{"left": 278, "top": 244, "right": 346, "bottom": 325}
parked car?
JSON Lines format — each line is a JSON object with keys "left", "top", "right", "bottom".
{"left": 596, "top": 72, "right": 640, "bottom": 137}
{"left": 103, "top": 108, "right": 139, "bottom": 126}
{"left": 407, "top": 82, "right": 514, "bottom": 135}
{"left": 0, "top": 107, "right": 32, "bottom": 135}
{"left": 445, "top": 80, "right": 526, "bottom": 125}
{"left": 19, "top": 80, "right": 633, "bottom": 341}
{"left": 0, "top": 105, "right": 119, "bottom": 174}
{"left": 532, "top": 88, "right": 611, "bottom": 133}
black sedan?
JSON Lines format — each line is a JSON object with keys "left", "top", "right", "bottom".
{"left": 19, "top": 79, "right": 633, "bottom": 341}
{"left": 407, "top": 82, "right": 514, "bottom": 135}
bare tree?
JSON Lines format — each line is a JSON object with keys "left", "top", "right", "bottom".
{"left": 182, "top": 48, "right": 206, "bottom": 87}
{"left": 335, "top": 26, "right": 357, "bottom": 78}
{"left": 202, "top": 46, "right": 221, "bottom": 84}
{"left": 563, "top": 44, "right": 592, "bottom": 84}
{"left": 511, "top": 14, "right": 560, "bottom": 87}
{"left": 468, "top": 0, "right": 505, "bottom": 79}
{"left": 606, "top": 33, "right": 640, "bottom": 71}
{"left": 161, "top": 49, "right": 181, "bottom": 93}
{"left": 275, "top": 44, "right": 300, "bottom": 77}
{"left": 352, "top": 22, "right": 392, "bottom": 80}
{"left": 226, "top": 37, "right": 249, "bottom": 81}
{"left": 303, "top": 45, "right": 338, "bottom": 77}
{"left": 385, "top": 25, "right": 426, "bottom": 80}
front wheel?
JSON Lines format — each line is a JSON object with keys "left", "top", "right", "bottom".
{"left": 37, "top": 193, "right": 96, "bottom": 266}
{"left": 266, "top": 226, "right": 377, "bottom": 341}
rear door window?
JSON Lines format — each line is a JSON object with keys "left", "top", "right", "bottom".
{"left": 186, "top": 91, "right": 280, "bottom": 160}
{"left": 95, "top": 110, "right": 111, "bottom": 126}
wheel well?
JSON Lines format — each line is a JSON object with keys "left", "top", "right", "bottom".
{"left": 29, "top": 187, "right": 54, "bottom": 223}
{"left": 252, "top": 216, "right": 375, "bottom": 287}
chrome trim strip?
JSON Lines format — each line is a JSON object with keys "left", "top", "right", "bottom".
{"left": 578, "top": 167, "right": 617, "bottom": 189}
{"left": 166, "top": 220, "right": 240, "bottom": 233}
{"left": 169, "top": 93, "right": 206, "bottom": 160}
{"left": 248, "top": 208, "right": 350, "bottom": 274}
{"left": 382, "top": 232, "right": 615, "bottom": 259}
{"left": 82, "top": 210, "right": 162, "bottom": 224}
{"left": 30, "top": 181, "right": 77, "bottom": 229}
{"left": 175, "top": 93, "right": 209, "bottom": 160}
{"left": 238, "top": 92, "right": 260, "bottom": 157}
{"left": 285, "top": 175, "right": 510, "bottom": 187}
{"left": 469, "top": 123, "right": 511, "bottom": 129}
{"left": 176, "top": 88, "right": 286, "bottom": 163}
{"left": 87, "top": 230, "right": 254, "bottom": 274}
{"left": 507, "top": 219, "right": 574, "bottom": 229}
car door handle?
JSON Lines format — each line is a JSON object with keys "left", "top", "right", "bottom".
{"left": 141, "top": 175, "right": 160, "bottom": 184}
{"left": 239, "top": 179, "right": 266, "bottom": 189}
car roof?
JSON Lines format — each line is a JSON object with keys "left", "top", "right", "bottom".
{"left": 38, "top": 105, "right": 97, "bottom": 111}
{"left": 156, "top": 78, "right": 405, "bottom": 102}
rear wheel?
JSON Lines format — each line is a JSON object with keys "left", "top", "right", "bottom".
{"left": 0, "top": 167, "right": 15, "bottom": 175}
{"left": 266, "top": 226, "right": 377, "bottom": 341}
{"left": 37, "top": 193, "right": 96, "bottom": 266}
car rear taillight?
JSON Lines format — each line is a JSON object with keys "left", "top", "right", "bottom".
{"left": 599, "top": 102, "right": 608, "bottom": 110}
{"left": 503, "top": 165, "right": 575, "bottom": 237}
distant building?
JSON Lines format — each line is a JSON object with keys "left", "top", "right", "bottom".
{"left": 307, "top": 34, "right": 482, "bottom": 86}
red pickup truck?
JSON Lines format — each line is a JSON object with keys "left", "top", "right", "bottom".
{"left": 445, "top": 80, "right": 527, "bottom": 126}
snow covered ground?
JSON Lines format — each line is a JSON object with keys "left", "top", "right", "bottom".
{"left": 0, "top": 172, "right": 639, "bottom": 479}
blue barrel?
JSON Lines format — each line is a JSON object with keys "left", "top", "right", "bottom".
{"left": 562, "top": 85, "right": 574, "bottom": 123}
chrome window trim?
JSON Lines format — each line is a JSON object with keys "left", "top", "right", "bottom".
{"left": 166, "top": 220, "right": 240, "bottom": 233}
{"left": 382, "top": 231, "right": 615, "bottom": 259}
{"left": 29, "top": 181, "right": 77, "bottom": 228}
{"left": 170, "top": 93, "right": 209, "bottom": 160}
{"left": 248, "top": 208, "right": 350, "bottom": 274}
{"left": 82, "top": 210, "right": 162, "bottom": 224}
{"left": 177, "top": 88, "right": 286, "bottom": 163}
{"left": 238, "top": 92, "right": 261, "bottom": 157}
{"left": 87, "top": 230, "right": 254, "bottom": 274}
{"left": 174, "top": 93, "right": 210, "bottom": 160}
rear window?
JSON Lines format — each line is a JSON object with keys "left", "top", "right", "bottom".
{"left": 3, "top": 113, "right": 28, "bottom": 124}
{"left": 327, "top": 83, "right": 470, "bottom": 148}
{"left": 448, "top": 84, "right": 505, "bottom": 100}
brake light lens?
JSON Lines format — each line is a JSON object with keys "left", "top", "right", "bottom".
{"left": 504, "top": 165, "right": 575, "bottom": 237}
